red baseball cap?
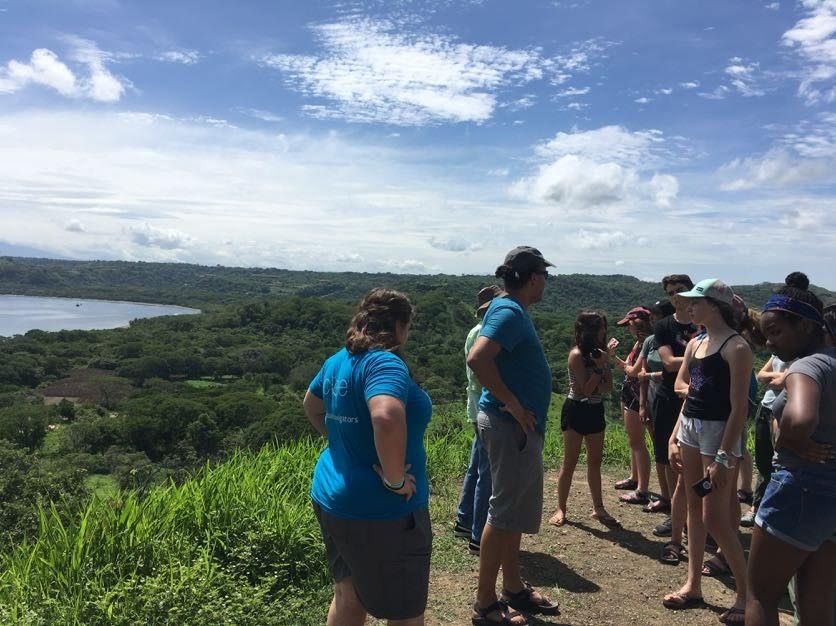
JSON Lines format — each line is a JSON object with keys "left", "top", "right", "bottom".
{"left": 616, "top": 306, "right": 651, "bottom": 326}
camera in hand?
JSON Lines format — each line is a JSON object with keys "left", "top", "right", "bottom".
{"left": 692, "top": 477, "right": 713, "bottom": 498}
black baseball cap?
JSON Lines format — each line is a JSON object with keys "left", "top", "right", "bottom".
{"left": 504, "top": 246, "right": 554, "bottom": 273}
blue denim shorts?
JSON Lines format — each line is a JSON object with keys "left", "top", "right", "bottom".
{"left": 755, "top": 465, "right": 836, "bottom": 552}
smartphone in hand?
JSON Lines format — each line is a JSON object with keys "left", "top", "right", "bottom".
{"left": 692, "top": 476, "right": 713, "bottom": 498}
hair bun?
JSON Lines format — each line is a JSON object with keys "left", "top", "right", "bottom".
{"left": 785, "top": 271, "right": 810, "bottom": 290}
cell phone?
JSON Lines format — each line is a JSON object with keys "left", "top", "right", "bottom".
{"left": 692, "top": 476, "right": 713, "bottom": 498}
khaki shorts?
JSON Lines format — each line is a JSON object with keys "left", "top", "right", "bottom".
{"left": 312, "top": 503, "right": 432, "bottom": 620}
{"left": 477, "top": 410, "right": 544, "bottom": 534}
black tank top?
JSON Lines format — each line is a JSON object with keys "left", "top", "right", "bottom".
{"left": 682, "top": 334, "right": 738, "bottom": 422}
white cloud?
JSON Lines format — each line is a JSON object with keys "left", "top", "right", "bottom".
{"left": 555, "top": 86, "right": 590, "bottom": 97}
{"left": 698, "top": 85, "right": 730, "bottom": 100}
{"left": 719, "top": 148, "right": 834, "bottom": 190}
{"left": 155, "top": 50, "right": 201, "bottom": 65}
{"left": 649, "top": 173, "right": 679, "bottom": 207}
{"left": 261, "top": 18, "right": 550, "bottom": 125}
{"left": 428, "top": 236, "right": 480, "bottom": 252}
{"left": 680, "top": 81, "right": 700, "bottom": 89}
{"left": 511, "top": 126, "right": 681, "bottom": 213}
{"left": 572, "top": 229, "right": 630, "bottom": 249}
{"left": 234, "top": 107, "right": 283, "bottom": 123}
{"left": 65, "top": 219, "right": 86, "bottom": 233}
{"left": 724, "top": 57, "right": 765, "bottom": 96}
{"left": 765, "top": 2, "right": 780, "bottom": 9}
{"left": 0, "top": 38, "right": 125, "bottom": 102}
{"left": 533, "top": 125, "right": 666, "bottom": 166}
{"left": 614, "top": 259, "right": 625, "bottom": 266}
{"left": 634, "top": 96, "right": 651, "bottom": 104}
{"left": 129, "top": 223, "right": 194, "bottom": 249}
{"left": 564, "top": 102, "right": 587, "bottom": 110}
{"left": 656, "top": 88, "right": 673, "bottom": 95}
{"left": 782, "top": 0, "right": 836, "bottom": 104}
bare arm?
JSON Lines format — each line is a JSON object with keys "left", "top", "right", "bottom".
{"left": 757, "top": 356, "right": 788, "bottom": 390}
{"left": 621, "top": 342, "right": 644, "bottom": 378}
{"left": 568, "top": 349, "right": 608, "bottom": 397}
{"left": 303, "top": 391, "right": 327, "bottom": 436}
{"left": 673, "top": 339, "right": 695, "bottom": 399}
{"left": 468, "top": 336, "right": 536, "bottom": 432}
{"left": 719, "top": 338, "right": 754, "bottom": 454}
{"left": 775, "top": 373, "right": 822, "bottom": 451}
{"left": 658, "top": 344, "right": 684, "bottom": 373}
{"left": 369, "top": 395, "right": 408, "bottom": 486}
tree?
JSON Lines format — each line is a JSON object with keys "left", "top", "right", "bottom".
{"left": 0, "top": 405, "right": 49, "bottom": 451}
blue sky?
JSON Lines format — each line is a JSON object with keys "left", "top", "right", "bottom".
{"left": 0, "top": 0, "right": 834, "bottom": 287}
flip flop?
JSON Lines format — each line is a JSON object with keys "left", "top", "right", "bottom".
{"left": 702, "top": 554, "right": 731, "bottom": 578}
{"left": 643, "top": 498, "right": 671, "bottom": 513}
{"left": 662, "top": 593, "right": 705, "bottom": 610}
{"left": 592, "top": 512, "right": 622, "bottom": 529}
{"left": 619, "top": 490, "right": 650, "bottom": 504}
{"left": 719, "top": 606, "right": 745, "bottom": 624}
{"left": 660, "top": 542, "right": 684, "bottom": 565}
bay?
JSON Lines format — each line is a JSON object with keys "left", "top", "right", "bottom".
{"left": 0, "top": 295, "right": 200, "bottom": 337}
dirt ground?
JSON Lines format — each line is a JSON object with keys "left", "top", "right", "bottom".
{"left": 418, "top": 468, "right": 795, "bottom": 626}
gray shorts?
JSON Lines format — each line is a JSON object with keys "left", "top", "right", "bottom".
{"left": 477, "top": 410, "right": 544, "bottom": 534}
{"left": 312, "top": 503, "right": 432, "bottom": 620}
{"left": 677, "top": 416, "right": 744, "bottom": 458}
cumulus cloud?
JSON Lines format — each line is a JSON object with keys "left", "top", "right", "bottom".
{"left": 261, "top": 18, "right": 551, "bottom": 125}
{"left": 511, "top": 126, "right": 680, "bottom": 212}
{"left": 680, "top": 81, "right": 700, "bottom": 89}
{"left": 0, "top": 38, "right": 125, "bottom": 102}
{"left": 782, "top": 0, "right": 836, "bottom": 104}
{"left": 634, "top": 96, "right": 651, "bottom": 104}
{"left": 719, "top": 148, "right": 833, "bottom": 190}
{"left": 129, "top": 223, "right": 194, "bottom": 249}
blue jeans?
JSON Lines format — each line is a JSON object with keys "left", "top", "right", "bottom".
{"left": 456, "top": 424, "right": 492, "bottom": 543}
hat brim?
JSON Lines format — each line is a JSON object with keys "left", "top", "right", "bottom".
{"left": 677, "top": 288, "right": 705, "bottom": 299}
{"left": 476, "top": 302, "right": 491, "bottom": 315}
{"left": 616, "top": 316, "right": 632, "bottom": 326}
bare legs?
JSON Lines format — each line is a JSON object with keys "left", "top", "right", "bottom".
{"left": 551, "top": 429, "right": 615, "bottom": 525}
{"left": 623, "top": 406, "right": 650, "bottom": 494}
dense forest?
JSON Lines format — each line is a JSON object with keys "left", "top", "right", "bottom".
{"left": 1, "top": 256, "right": 833, "bottom": 623}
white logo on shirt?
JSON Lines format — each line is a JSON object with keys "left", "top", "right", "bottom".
{"left": 322, "top": 377, "right": 349, "bottom": 397}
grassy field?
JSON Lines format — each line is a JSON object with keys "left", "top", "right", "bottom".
{"left": 0, "top": 396, "right": 638, "bottom": 625}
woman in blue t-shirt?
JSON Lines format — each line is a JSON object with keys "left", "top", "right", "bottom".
{"left": 303, "top": 288, "right": 433, "bottom": 626}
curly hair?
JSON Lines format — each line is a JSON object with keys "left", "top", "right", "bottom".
{"left": 345, "top": 288, "right": 415, "bottom": 355}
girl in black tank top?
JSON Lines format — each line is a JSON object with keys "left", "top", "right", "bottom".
{"left": 682, "top": 334, "right": 738, "bottom": 421}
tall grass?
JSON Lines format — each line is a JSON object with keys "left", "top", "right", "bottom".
{"left": 0, "top": 396, "right": 633, "bottom": 624}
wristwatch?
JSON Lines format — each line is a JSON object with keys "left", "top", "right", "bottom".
{"left": 714, "top": 449, "right": 734, "bottom": 469}
{"left": 383, "top": 476, "right": 405, "bottom": 491}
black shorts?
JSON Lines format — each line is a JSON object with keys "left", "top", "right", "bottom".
{"left": 651, "top": 390, "right": 683, "bottom": 465}
{"left": 561, "top": 398, "right": 606, "bottom": 435}
{"left": 620, "top": 385, "right": 640, "bottom": 412}
{"left": 312, "top": 502, "right": 432, "bottom": 620}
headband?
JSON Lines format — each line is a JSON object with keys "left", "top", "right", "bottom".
{"left": 763, "top": 294, "right": 825, "bottom": 326}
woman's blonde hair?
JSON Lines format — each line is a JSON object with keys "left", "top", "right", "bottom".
{"left": 345, "top": 288, "right": 415, "bottom": 355}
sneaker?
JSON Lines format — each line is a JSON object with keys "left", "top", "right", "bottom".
{"left": 468, "top": 538, "right": 481, "bottom": 556}
{"left": 652, "top": 516, "right": 673, "bottom": 537}
{"left": 740, "top": 510, "right": 756, "bottom": 528}
{"left": 453, "top": 522, "right": 471, "bottom": 539}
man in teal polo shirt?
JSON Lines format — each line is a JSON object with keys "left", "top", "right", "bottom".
{"left": 467, "top": 246, "right": 559, "bottom": 624}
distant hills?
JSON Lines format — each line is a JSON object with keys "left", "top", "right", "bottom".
{"left": 1, "top": 256, "right": 833, "bottom": 316}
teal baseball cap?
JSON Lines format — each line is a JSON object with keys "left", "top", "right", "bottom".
{"left": 678, "top": 278, "right": 735, "bottom": 305}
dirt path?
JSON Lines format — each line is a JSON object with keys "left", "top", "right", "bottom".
{"left": 417, "top": 468, "right": 794, "bottom": 626}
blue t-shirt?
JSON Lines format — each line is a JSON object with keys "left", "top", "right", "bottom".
{"left": 477, "top": 296, "right": 552, "bottom": 433}
{"left": 308, "top": 348, "right": 432, "bottom": 520}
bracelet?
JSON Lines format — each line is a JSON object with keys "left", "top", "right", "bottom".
{"left": 714, "top": 450, "right": 733, "bottom": 469}
{"left": 383, "top": 476, "right": 405, "bottom": 491}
